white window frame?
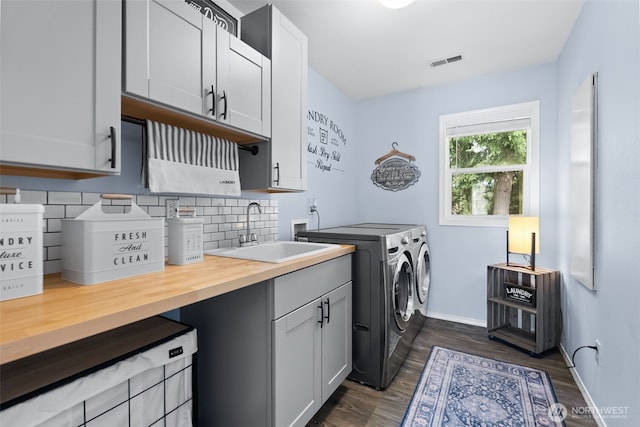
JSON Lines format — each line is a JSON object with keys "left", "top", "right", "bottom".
{"left": 439, "top": 101, "right": 540, "bottom": 227}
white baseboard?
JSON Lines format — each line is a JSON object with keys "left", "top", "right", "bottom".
{"left": 558, "top": 344, "right": 607, "bottom": 427}
{"left": 426, "top": 311, "right": 486, "bottom": 328}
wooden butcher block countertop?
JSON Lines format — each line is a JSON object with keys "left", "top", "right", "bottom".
{"left": 0, "top": 244, "right": 355, "bottom": 365}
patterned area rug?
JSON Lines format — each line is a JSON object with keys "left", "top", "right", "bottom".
{"left": 402, "top": 346, "right": 565, "bottom": 426}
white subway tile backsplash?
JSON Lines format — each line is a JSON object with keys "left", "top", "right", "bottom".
{"left": 203, "top": 206, "right": 218, "bottom": 216}
{"left": 20, "top": 190, "right": 48, "bottom": 204}
{"left": 48, "top": 191, "right": 82, "bottom": 205}
{"left": 136, "top": 195, "right": 159, "bottom": 206}
{"left": 82, "top": 192, "right": 102, "bottom": 205}
{"left": 179, "top": 196, "right": 196, "bottom": 206}
{"left": 47, "top": 218, "right": 62, "bottom": 233}
{"left": 209, "top": 232, "right": 225, "bottom": 241}
{"left": 43, "top": 205, "right": 65, "bottom": 219}
{"left": 65, "top": 205, "right": 90, "bottom": 218}
{"left": 47, "top": 245, "right": 62, "bottom": 261}
{"left": 203, "top": 224, "right": 219, "bottom": 233}
{"left": 147, "top": 206, "right": 165, "bottom": 217}
{"left": 43, "top": 232, "right": 62, "bottom": 247}
{"left": 28, "top": 192, "right": 278, "bottom": 273}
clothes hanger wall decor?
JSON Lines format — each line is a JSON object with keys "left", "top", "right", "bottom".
{"left": 371, "top": 142, "right": 421, "bottom": 191}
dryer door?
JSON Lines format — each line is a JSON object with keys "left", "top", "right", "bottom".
{"left": 416, "top": 243, "right": 431, "bottom": 304}
{"left": 392, "top": 252, "right": 414, "bottom": 331}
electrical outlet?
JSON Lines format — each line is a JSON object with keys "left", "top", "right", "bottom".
{"left": 595, "top": 340, "right": 602, "bottom": 366}
{"left": 308, "top": 198, "right": 318, "bottom": 213}
{"left": 166, "top": 199, "right": 179, "bottom": 218}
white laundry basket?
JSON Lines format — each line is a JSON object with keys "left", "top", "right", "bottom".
{"left": 0, "top": 317, "right": 197, "bottom": 427}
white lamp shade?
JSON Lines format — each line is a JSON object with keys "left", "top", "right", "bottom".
{"left": 508, "top": 216, "right": 540, "bottom": 254}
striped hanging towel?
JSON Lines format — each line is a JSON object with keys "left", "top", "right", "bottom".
{"left": 146, "top": 120, "right": 241, "bottom": 196}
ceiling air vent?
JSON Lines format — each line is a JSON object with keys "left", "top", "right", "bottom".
{"left": 430, "top": 54, "right": 463, "bottom": 68}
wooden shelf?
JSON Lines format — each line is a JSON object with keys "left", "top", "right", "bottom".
{"left": 487, "top": 264, "right": 561, "bottom": 355}
{"left": 488, "top": 296, "right": 537, "bottom": 314}
{"left": 488, "top": 325, "right": 536, "bottom": 353}
{"left": 122, "top": 95, "right": 267, "bottom": 145}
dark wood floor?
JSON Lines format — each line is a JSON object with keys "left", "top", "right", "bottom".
{"left": 308, "top": 317, "right": 596, "bottom": 426}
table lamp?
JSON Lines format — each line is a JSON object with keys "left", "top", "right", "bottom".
{"left": 506, "top": 216, "right": 540, "bottom": 271}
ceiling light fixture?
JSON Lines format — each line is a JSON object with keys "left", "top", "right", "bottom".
{"left": 379, "top": 0, "right": 415, "bottom": 9}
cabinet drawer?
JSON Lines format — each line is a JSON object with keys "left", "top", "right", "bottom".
{"left": 273, "top": 255, "right": 351, "bottom": 320}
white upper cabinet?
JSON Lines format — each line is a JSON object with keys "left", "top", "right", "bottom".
{"left": 240, "top": 5, "right": 309, "bottom": 191}
{"left": 125, "top": 0, "right": 215, "bottom": 116}
{"left": 216, "top": 27, "right": 271, "bottom": 137}
{"left": 124, "top": 0, "right": 270, "bottom": 138}
{"left": 0, "top": 0, "right": 121, "bottom": 176}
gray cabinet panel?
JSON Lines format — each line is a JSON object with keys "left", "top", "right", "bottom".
{"left": 240, "top": 5, "right": 308, "bottom": 191}
{"left": 125, "top": 0, "right": 213, "bottom": 116}
{"left": 321, "top": 283, "right": 352, "bottom": 400}
{"left": 1, "top": 0, "right": 121, "bottom": 174}
{"left": 123, "top": 0, "right": 269, "bottom": 139}
{"left": 180, "top": 282, "right": 272, "bottom": 427}
{"left": 273, "top": 299, "right": 321, "bottom": 427}
{"left": 273, "top": 255, "right": 351, "bottom": 319}
{"left": 182, "top": 255, "right": 351, "bottom": 426}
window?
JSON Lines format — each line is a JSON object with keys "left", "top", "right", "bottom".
{"left": 439, "top": 101, "right": 539, "bottom": 227}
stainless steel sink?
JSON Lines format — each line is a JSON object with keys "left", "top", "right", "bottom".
{"left": 204, "top": 241, "right": 339, "bottom": 263}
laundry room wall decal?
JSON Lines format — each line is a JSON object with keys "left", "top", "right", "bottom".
{"left": 307, "top": 110, "right": 348, "bottom": 173}
{"left": 371, "top": 142, "right": 421, "bottom": 191}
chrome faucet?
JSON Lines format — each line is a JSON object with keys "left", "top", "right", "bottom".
{"left": 240, "top": 202, "right": 262, "bottom": 246}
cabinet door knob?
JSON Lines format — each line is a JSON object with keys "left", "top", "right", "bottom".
{"left": 109, "top": 126, "right": 116, "bottom": 169}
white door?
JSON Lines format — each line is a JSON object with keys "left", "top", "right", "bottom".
{"left": 273, "top": 299, "right": 321, "bottom": 427}
{"left": 321, "top": 282, "right": 352, "bottom": 401}
{"left": 1, "top": 0, "right": 121, "bottom": 174}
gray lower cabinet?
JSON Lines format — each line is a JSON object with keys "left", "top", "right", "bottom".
{"left": 181, "top": 255, "right": 352, "bottom": 427}
{"left": 274, "top": 282, "right": 352, "bottom": 427}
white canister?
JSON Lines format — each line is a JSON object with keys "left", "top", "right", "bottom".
{"left": 168, "top": 209, "right": 203, "bottom": 265}
{"left": 0, "top": 204, "right": 44, "bottom": 301}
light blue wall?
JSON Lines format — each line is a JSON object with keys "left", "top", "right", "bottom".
{"left": 273, "top": 67, "right": 358, "bottom": 239}
{"left": 556, "top": 0, "right": 640, "bottom": 423}
{"left": 354, "top": 64, "right": 559, "bottom": 324}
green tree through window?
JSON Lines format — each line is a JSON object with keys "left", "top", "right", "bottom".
{"left": 439, "top": 101, "right": 539, "bottom": 227}
{"left": 449, "top": 131, "right": 527, "bottom": 215}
